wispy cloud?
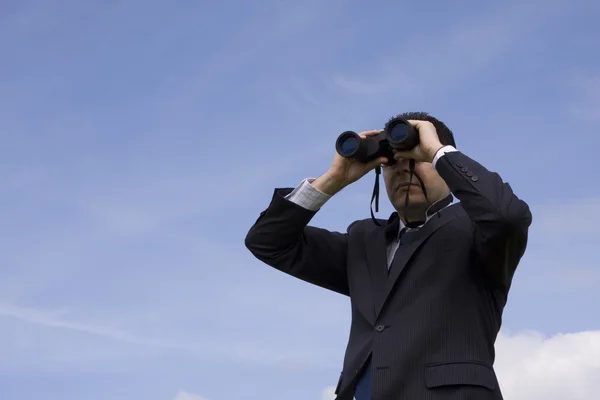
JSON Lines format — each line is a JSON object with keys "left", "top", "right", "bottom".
{"left": 332, "top": 1, "right": 567, "bottom": 98}
{"left": 0, "top": 303, "right": 172, "bottom": 348}
{"left": 569, "top": 74, "right": 600, "bottom": 121}
{"left": 172, "top": 391, "right": 209, "bottom": 400}
{"left": 534, "top": 196, "right": 600, "bottom": 236}
{"left": 1, "top": 1, "right": 598, "bottom": 399}
{"left": 0, "top": 300, "right": 344, "bottom": 371}
{"left": 333, "top": 65, "right": 415, "bottom": 96}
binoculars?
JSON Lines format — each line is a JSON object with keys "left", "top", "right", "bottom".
{"left": 335, "top": 117, "right": 419, "bottom": 165}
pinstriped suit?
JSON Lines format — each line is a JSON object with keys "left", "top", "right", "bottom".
{"left": 244, "top": 150, "right": 532, "bottom": 400}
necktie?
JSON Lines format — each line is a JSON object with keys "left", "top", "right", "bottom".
{"left": 387, "top": 227, "right": 414, "bottom": 273}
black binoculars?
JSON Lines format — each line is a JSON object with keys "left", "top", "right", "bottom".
{"left": 335, "top": 117, "right": 419, "bottom": 165}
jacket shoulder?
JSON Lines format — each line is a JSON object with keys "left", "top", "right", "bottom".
{"left": 346, "top": 217, "right": 386, "bottom": 235}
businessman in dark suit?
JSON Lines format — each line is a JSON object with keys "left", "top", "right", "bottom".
{"left": 244, "top": 112, "right": 532, "bottom": 400}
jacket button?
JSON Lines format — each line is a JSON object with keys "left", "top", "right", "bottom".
{"left": 456, "top": 163, "right": 463, "bottom": 168}
{"left": 374, "top": 325, "right": 385, "bottom": 332}
{"left": 471, "top": 176, "right": 479, "bottom": 182}
{"left": 461, "top": 167, "right": 468, "bottom": 172}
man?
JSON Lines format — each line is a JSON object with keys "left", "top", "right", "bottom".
{"left": 244, "top": 112, "right": 532, "bottom": 400}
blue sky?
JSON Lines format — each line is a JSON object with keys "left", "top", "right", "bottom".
{"left": 1, "top": 1, "right": 599, "bottom": 399}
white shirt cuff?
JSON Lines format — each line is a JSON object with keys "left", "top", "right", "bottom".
{"left": 432, "top": 145, "right": 457, "bottom": 169}
{"left": 284, "top": 178, "right": 332, "bottom": 211}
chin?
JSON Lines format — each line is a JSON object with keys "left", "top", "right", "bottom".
{"left": 394, "top": 195, "right": 425, "bottom": 209}
{"left": 396, "top": 190, "right": 424, "bottom": 200}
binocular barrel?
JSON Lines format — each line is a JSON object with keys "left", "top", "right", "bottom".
{"left": 335, "top": 118, "right": 419, "bottom": 163}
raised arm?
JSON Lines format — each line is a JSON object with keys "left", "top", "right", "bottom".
{"left": 434, "top": 148, "right": 532, "bottom": 287}
{"left": 245, "top": 129, "right": 387, "bottom": 296}
{"left": 394, "top": 119, "right": 532, "bottom": 288}
{"left": 244, "top": 179, "right": 352, "bottom": 295}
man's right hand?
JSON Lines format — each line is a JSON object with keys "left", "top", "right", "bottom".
{"left": 312, "top": 129, "right": 389, "bottom": 195}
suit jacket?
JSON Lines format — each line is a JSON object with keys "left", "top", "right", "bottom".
{"left": 244, "top": 151, "right": 532, "bottom": 400}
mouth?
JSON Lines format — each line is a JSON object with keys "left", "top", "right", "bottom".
{"left": 398, "top": 182, "right": 420, "bottom": 188}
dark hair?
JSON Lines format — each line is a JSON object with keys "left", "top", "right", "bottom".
{"left": 389, "top": 111, "right": 456, "bottom": 148}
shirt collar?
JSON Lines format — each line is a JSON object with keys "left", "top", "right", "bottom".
{"left": 384, "top": 193, "right": 454, "bottom": 240}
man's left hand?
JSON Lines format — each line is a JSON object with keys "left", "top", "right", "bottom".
{"left": 393, "top": 120, "right": 445, "bottom": 163}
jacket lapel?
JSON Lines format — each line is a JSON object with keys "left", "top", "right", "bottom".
{"left": 365, "top": 226, "right": 388, "bottom": 319}
{"left": 371, "top": 207, "right": 456, "bottom": 318}
{"left": 365, "top": 215, "right": 399, "bottom": 319}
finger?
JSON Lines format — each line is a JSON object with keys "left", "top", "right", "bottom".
{"left": 407, "top": 119, "right": 433, "bottom": 130}
{"left": 393, "top": 151, "right": 412, "bottom": 160}
{"left": 358, "top": 129, "right": 384, "bottom": 139}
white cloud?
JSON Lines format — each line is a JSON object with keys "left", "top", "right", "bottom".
{"left": 320, "top": 330, "right": 600, "bottom": 400}
{"left": 172, "top": 391, "right": 209, "bottom": 400}
{"left": 321, "top": 386, "right": 337, "bottom": 400}
{"left": 495, "top": 330, "right": 600, "bottom": 399}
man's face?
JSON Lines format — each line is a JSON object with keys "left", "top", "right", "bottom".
{"left": 382, "top": 157, "right": 449, "bottom": 213}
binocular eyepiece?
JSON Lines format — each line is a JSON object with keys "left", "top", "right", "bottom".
{"left": 335, "top": 117, "right": 419, "bottom": 165}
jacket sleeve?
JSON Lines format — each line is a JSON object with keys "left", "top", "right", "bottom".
{"left": 244, "top": 188, "right": 352, "bottom": 296}
{"left": 434, "top": 151, "right": 533, "bottom": 287}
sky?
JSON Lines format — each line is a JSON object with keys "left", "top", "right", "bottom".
{"left": 0, "top": 0, "right": 599, "bottom": 399}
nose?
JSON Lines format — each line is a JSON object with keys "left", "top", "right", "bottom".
{"left": 392, "top": 156, "right": 411, "bottom": 174}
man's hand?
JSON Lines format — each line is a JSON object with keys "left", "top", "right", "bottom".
{"left": 393, "top": 120, "right": 445, "bottom": 163}
{"left": 313, "top": 129, "right": 388, "bottom": 195}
